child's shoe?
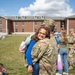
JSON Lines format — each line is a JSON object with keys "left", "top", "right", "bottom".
{"left": 56, "top": 73, "right": 62, "bottom": 75}
{"left": 63, "top": 72, "right": 68, "bottom": 75}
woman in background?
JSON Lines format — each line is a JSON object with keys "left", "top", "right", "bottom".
{"left": 56, "top": 30, "right": 69, "bottom": 75}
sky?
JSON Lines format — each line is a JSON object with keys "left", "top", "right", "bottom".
{"left": 0, "top": 0, "right": 75, "bottom": 17}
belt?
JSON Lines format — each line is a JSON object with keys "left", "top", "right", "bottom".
{"left": 68, "top": 43, "right": 74, "bottom": 45}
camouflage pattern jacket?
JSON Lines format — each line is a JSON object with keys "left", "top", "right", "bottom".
{"left": 67, "top": 34, "right": 75, "bottom": 44}
{"left": 67, "top": 34, "right": 75, "bottom": 66}
{"left": 31, "top": 37, "right": 58, "bottom": 75}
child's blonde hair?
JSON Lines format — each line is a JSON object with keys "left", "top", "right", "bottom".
{"left": 60, "top": 30, "right": 68, "bottom": 43}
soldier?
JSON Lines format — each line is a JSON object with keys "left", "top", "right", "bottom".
{"left": 25, "top": 26, "right": 50, "bottom": 75}
{"left": 67, "top": 28, "right": 75, "bottom": 69}
{"left": 31, "top": 19, "right": 58, "bottom": 75}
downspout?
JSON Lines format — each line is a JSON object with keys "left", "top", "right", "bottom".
{"left": 33, "top": 20, "right": 34, "bottom": 32}
{"left": 14, "top": 22, "right": 15, "bottom": 34}
{"left": 67, "top": 19, "right": 69, "bottom": 35}
{"left": 6, "top": 19, "right": 8, "bottom": 34}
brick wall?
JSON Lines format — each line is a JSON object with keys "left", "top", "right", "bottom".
{"left": 69, "top": 18, "right": 75, "bottom": 32}
{"left": 0, "top": 16, "right": 75, "bottom": 34}
{"left": 0, "top": 17, "right": 6, "bottom": 32}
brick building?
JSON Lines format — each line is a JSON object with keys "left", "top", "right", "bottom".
{"left": 0, "top": 15, "right": 75, "bottom": 35}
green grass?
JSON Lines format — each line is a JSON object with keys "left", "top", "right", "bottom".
{"left": 0, "top": 34, "right": 75, "bottom": 75}
{"left": 0, "top": 34, "right": 31, "bottom": 75}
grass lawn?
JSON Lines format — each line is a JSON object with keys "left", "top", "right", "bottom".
{"left": 0, "top": 34, "right": 75, "bottom": 75}
{"left": 0, "top": 34, "right": 31, "bottom": 75}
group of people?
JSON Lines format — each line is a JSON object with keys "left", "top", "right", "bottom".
{"left": 0, "top": 19, "right": 75, "bottom": 75}
{"left": 19, "top": 19, "right": 75, "bottom": 75}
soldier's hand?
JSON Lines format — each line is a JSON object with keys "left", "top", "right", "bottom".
{"left": 28, "top": 65, "right": 33, "bottom": 72}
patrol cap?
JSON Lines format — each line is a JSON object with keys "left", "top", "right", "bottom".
{"left": 69, "top": 28, "right": 74, "bottom": 32}
{"left": 43, "top": 19, "right": 56, "bottom": 26}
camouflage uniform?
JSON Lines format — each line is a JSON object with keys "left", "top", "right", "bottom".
{"left": 31, "top": 37, "right": 58, "bottom": 75}
{"left": 67, "top": 29, "right": 75, "bottom": 68}
{"left": 44, "top": 19, "right": 56, "bottom": 26}
{"left": 31, "top": 19, "right": 58, "bottom": 75}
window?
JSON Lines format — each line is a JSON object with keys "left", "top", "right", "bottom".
{"left": 61, "top": 21, "right": 64, "bottom": 25}
{"left": 22, "top": 22, "right": 24, "bottom": 26}
{"left": 22, "top": 28, "right": 24, "bottom": 32}
{"left": 15, "top": 22, "right": 18, "bottom": 26}
{"left": 0, "top": 28, "right": 2, "bottom": 32}
{"left": 34, "top": 16, "right": 37, "bottom": 19}
{"left": 41, "top": 16, "right": 45, "bottom": 19}
{"left": 34, "top": 21, "right": 37, "bottom": 25}
{"left": 41, "top": 21, "right": 43, "bottom": 24}
{"left": 34, "top": 29, "right": 37, "bottom": 32}
{"left": 0, "top": 20, "right": 2, "bottom": 25}
{"left": 41, "top": 21, "right": 45, "bottom": 25}
{"left": 15, "top": 29, "right": 18, "bottom": 32}
{"left": 61, "top": 21, "right": 65, "bottom": 27}
{"left": 25, "top": 17, "right": 26, "bottom": 19}
{"left": 18, "top": 16, "right": 21, "bottom": 19}
{"left": 60, "top": 21, "right": 65, "bottom": 30}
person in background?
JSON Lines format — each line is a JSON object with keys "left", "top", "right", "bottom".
{"left": 25, "top": 26, "right": 50, "bottom": 75}
{"left": 67, "top": 29, "right": 75, "bottom": 70}
{"left": 0, "top": 63, "right": 8, "bottom": 75}
{"left": 56, "top": 30, "right": 69, "bottom": 75}
{"left": 31, "top": 19, "right": 59, "bottom": 75}
{"left": 57, "top": 31, "right": 61, "bottom": 38}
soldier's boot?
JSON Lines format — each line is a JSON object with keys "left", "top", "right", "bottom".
{"left": 69, "top": 66, "right": 73, "bottom": 70}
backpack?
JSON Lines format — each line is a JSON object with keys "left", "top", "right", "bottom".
{"left": 19, "top": 33, "right": 34, "bottom": 53}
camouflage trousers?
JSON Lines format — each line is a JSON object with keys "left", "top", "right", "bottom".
{"left": 39, "top": 63, "right": 56, "bottom": 75}
{"left": 68, "top": 47, "right": 75, "bottom": 66}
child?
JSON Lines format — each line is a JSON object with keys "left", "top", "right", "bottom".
{"left": 0, "top": 63, "right": 8, "bottom": 75}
